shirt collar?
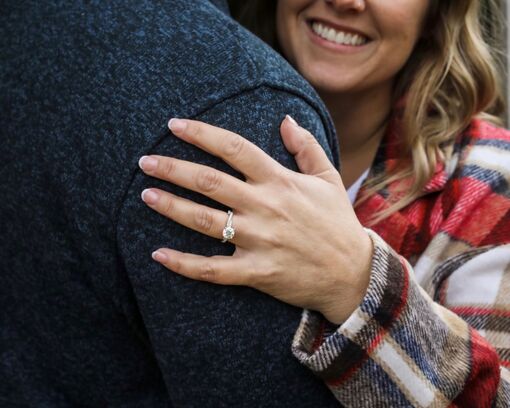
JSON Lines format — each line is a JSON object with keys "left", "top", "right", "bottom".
{"left": 371, "top": 113, "right": 453, "bottom": 197}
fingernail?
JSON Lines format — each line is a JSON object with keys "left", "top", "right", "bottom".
{"left": 138, "top": 156, "right": 158, "bottom": 172}
{"left": 168, "top": 118, "right": 187, "bottom": 133}
{"left": 141, "top": 189, "right": 159, "bottom": 205}
{"left": 152, "top": 250, "right": 168, "bottom": 263}
{"left": 286, "top": 114, "right": 298, "bottom": 126}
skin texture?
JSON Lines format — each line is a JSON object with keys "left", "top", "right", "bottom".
{"left": 276, "top": 0, "right": 429, "bottom": 95}
{"left": 140, "top": 117, "right": 372, "bottom": 324}
{"left": 141, "top": 0, "right": 430, "bottom": 323}
{"left": 276, "top": 0, "right": 429, "bottom": 187}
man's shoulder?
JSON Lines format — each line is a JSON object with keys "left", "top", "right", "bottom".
{"left": 2, "top": 0, "right": 332, "bottom": 142}
{"left": 166, "top": 0, "right": 324, "bottom": 117}
{"left": 1, "top": 0, "right": 336, "bottom": 217}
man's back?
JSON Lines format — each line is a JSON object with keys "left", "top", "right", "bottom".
{"left": 1, "top": 1, "right": 340, "bottom": 406}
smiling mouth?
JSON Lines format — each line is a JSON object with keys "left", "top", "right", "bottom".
{"left": 309, "top": 21, "right": 369, "bottom": 47}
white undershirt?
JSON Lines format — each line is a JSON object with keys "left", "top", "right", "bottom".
{"left": 346, "top": 168, "right": 370, "bottom": 204}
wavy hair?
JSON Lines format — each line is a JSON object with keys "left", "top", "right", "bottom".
{"left": 227, "top": 0, "right": 505, "bottom": 222}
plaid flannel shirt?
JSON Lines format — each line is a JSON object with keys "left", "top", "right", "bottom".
{"left": 292, "top": 118, "right": 510, "bottom": 407}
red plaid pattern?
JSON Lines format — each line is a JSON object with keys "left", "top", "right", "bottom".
{"left": 292, "top": 119, "right": 510, "bottom": 407}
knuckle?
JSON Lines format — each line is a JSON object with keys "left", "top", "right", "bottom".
{"left": 194, "top": 208, "right": 215, "bottom": 232}
{"left": 187, "top": 121, "right": 201, "bottom": 139}
{"left": 306, "top": 137, "right": 321, "bottom": 149}
{"left": 303, "top": 129, "right": 316, "bottom": 141}
{"left": 161, "top": 158, "right": 177, "bottom": 179}
{"left": 258, "top": 198, "right": 283, "bottom": 220}
{"left": 299, "top": 127, "right": 318, "bottom": 144}
{"left": 261, "top": 230, "right": 285, "bottom": 250}
{"left": 259, "top": 165, "right": 283, "bottom": 182}
{"left": 256, "top": 193, "right": 289, "bottom": 220}
{"left": 199, "top": 262, "right": 218, "bottom": 282}
{"left": 251, "top": 264, "right": 277, "bottom": 287}
{"left": 262, "top": 267, "right": 278, "bottom": 282}
{"left": 276, "top": 173, "right": 294, "bottom": 190}
{"left": 221, "top": 134, "right": 244, "bottom": 158}
{"left": 196, "top": 168, "right": 222, "bottom": 193}
{"left": 171, "top": 256, "right": 183, "bottom": 273}
{"left": 241, "top": 262, "right": 257, "bottom": 285}
{"left": 308, "top": 139, "right": 324, "bottom": 155}
{"left": 161, "top": 195, "right": 175, "bottom": 215}
{"left": 276, "top": 175, "right": 302, "bottom": 198}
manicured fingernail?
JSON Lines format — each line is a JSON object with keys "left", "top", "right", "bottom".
{"left": 286, "top": 114, "right": 298, "bottom": 126}
{"left": 168, "top": 118, "right": 187, "bottom": 133}
{"left": 152, "top": 250, "right": 168, "bottom": 263}
{"left": 141, "top": 189, "right": 159, "bottom": 205}
{"left": 138, "top": 156, "right": 158, "bottom": 172}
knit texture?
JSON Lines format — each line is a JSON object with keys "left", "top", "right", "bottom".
{"left": 292, "top": 119, "right": 510, "bottom": 407}
{"left": 0, "top": 1, "right": 341, "bottom": 406}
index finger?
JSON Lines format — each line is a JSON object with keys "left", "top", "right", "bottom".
{"left": 168, "top": 118, "right": 281, "bottom": 182}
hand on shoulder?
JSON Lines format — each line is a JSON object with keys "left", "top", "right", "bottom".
{"left": 138, "top": 116, "right": 373, "bottom": 323}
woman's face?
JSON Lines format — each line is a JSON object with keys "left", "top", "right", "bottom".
{"left": 276, "top": 0, "right": 430, "bottom": 95}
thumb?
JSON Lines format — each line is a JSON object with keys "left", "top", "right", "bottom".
{"left": 280, "top": 115, "right": 338, "bottom": 182}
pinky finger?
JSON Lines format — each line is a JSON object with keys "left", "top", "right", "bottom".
{"left": 152, "top": 248, "right": 250, "bottom": 286}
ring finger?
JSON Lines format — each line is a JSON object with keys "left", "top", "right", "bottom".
{"left": 141, "top": 188, "right": 248, "bottom": 246}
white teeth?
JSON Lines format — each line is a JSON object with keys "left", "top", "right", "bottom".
{"left": 311, "top": 22, "right": 368, "bottom": 46}
{"left": 326, "top": 28, "right": 336, "bottom": 41}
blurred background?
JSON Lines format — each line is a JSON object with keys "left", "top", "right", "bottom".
{"left": 484, "top": 0, "right": 508, "bottom": 123}
{"left": 504, "top": 0, "right": 509, "bottom": 124}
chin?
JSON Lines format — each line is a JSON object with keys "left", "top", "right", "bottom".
{"left": 297, "top": 60, "right": 361, "bottom": 92}
{"left": 302, "top": 71, "right": 360, "bottom": 95}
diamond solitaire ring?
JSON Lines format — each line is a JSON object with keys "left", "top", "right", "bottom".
{"left": 221, "top": 210, "right": 235, "bottom": 243}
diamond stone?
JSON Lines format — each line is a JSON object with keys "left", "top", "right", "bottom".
{"left": 222, "top": 226, "right": 235, "bottom": 240}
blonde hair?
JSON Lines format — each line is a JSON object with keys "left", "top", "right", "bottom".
{"left": 359, "top": 0, "right": 505, "bottom": 223}
{"left": 228, "top": 0, "right": 505, "bottom": 223}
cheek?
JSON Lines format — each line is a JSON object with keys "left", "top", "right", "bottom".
{"left": 275, "top": 2, "right": 297, "bottom": 64}
{"left": 276, "top": 0, "right": 314, "bottom": 60}
{"left": 379, "top": 1, "right": 429, "bottom": 45}
{"left": 375, "top": 4, "right": 428, "bottom": 70}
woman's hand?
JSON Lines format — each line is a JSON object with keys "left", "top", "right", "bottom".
{"left": 138, "top": 116, "right": 373, "bottom": 324}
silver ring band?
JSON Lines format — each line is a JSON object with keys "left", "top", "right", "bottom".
{"left": 221, "top": 210, "right": 235, "bottom": 243}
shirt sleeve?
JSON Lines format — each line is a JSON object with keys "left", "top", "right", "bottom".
{"left": 292, "top": 229, "right": 510, "bottom": 407}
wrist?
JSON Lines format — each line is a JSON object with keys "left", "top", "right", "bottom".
{"left": 320, "top": 230, "right": 373, "bottom": 324}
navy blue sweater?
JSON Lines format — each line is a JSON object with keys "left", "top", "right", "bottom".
{"left": 1, "top": 1, "right": 341, "bottom": 406}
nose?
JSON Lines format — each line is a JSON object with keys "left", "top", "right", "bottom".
{"left": 324, "top": 0, "right": 366, "bottom": 12}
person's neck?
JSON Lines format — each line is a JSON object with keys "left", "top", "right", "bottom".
{"left": 319, "top": 84, "right": 393, "bottom": 189}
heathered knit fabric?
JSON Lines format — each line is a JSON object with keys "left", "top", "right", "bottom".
{"left": 0, "top": 1, "right": 341, "bottom": 406}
